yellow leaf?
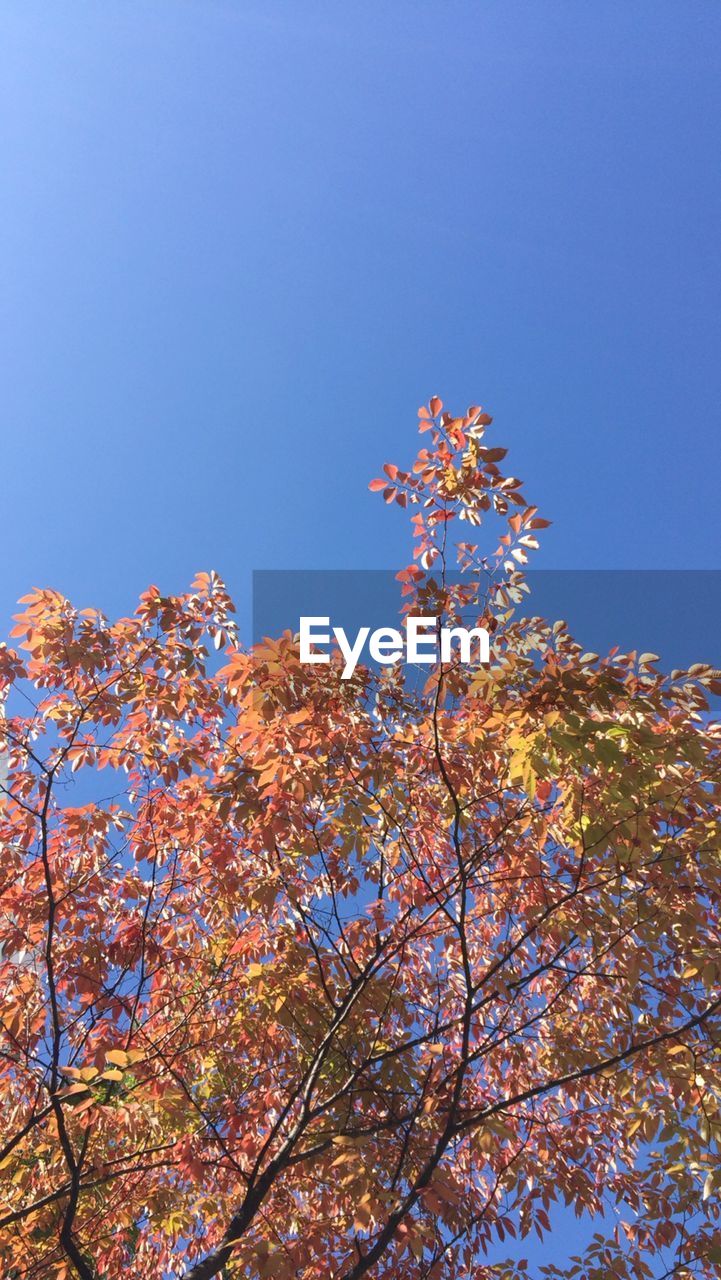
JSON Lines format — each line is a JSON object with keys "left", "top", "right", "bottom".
{"left": 56, "top": 1082, "right": 90, "bottom": 1099}
{"left": 105, "top": 1049, "right": 129, "bottom": 1068}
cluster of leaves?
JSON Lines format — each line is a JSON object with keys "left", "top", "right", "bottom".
{"left": 1, "top": 401, "right": 720, "bottom": 1280}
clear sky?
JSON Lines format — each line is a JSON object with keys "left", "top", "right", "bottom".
{"left": 2, "top": 0, "right": 720, "bottom": 640}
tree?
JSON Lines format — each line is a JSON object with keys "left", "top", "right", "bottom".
{"left": 1, "top": 399, "right": 720, "bottom": 1280}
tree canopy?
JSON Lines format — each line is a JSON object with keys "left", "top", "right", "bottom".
{"left": 1, "top": 400, "right": 720, "bottom": 1280}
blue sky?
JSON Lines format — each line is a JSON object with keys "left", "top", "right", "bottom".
{"left": 2, "top": 0, "right": 720, "bottom": 642}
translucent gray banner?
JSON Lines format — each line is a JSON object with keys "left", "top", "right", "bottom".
{"left": 253, "top": 569, "right": 721, "bottom": 675}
